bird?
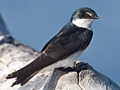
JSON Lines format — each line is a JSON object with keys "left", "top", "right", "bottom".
{"left": 6, "top": 7, "right": 99, "bottom": 86}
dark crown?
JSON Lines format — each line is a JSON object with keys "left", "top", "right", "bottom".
{"left": 70, "top": 7, "right": 99, "bottom": 21}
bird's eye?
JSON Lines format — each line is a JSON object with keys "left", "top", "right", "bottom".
{"left": 80, "top": 13, "right": 84, "bottom": 16}
{"left": 80, "top": 11, "right": 85, "bottom": 17}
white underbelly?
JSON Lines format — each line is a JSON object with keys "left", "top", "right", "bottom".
{"left": 40, "top": 50, "right": 84, "bottom": 73}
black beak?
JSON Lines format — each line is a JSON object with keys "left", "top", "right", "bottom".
{"left": 92, "top": 15, "right": 99, "bottom": 19}
{"left": 94, "top": 16, "right": 99, "bottom": 19}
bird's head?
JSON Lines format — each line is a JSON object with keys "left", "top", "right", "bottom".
{"left": 70, "top": 7, "right": 99, "bottom": 30}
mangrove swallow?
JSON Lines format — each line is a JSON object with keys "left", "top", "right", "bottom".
{"left": 6, "top": 7, "right": 99, "bottom": 86}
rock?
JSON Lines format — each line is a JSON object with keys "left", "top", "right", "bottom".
{"left": 0, "top": 14, "right": 10, "bottom": 35}
{"left": 42, "top": 61, "right": 120, "bottom": 90}
{"left": 0, "top": 62, "right": 6, "bottom": 70}
{"left": 43, "top": 69, "right": 81, "bottom": 90}
{"left": 0, "top": 43, "right": 39, "bottom": 90}
{"left": 76, "top": 61, "right": 120, "bottom": 90}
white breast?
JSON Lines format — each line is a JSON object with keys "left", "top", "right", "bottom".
{"left": 40, "top": 50, "right": 84, "bottom": 72}
{"left": 72, "top": 18, "right": 94, "bottom": 30}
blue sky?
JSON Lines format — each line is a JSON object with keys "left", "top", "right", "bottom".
{"left": 0, "top": 1, "right": 120, "bottom": 86}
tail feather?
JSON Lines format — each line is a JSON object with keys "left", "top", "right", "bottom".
{"left": 10, "top": 70, "right": 39, "bottom": 87}
{"left": 7, "top": 69, "right": 21, "bottom": 79}
{"left": 21, "top": 70, "right": 39, "bottom": 85}
{"left": 6, "top": 56, "right": 43, "bottom": 86}
{"left": 7, "top": 60, "right": 39, "bottom": 79}
{"left": 6, "top": 53, "right": 54, "bottom": 86}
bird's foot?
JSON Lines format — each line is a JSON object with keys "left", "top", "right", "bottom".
{"left": 74, "top": 62, "right": 89, "bottom": 73}
{"left": 55, "top": 67, "right": 75, "bottom": 72}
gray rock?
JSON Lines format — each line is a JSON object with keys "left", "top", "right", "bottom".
{"left": 0, "top": 14, "right": 10, "bottom": 35}
{"left": 43, "top": 69, "right": 82, "bottom": 90}
{"left": 42, "top": 61, "right": 120, "bottom": 90}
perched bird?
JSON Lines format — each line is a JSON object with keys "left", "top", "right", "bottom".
{"left": 6, "top": 7, "right": 99, "bottom": 86}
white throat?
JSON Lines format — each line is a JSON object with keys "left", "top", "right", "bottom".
{"left": 72, "top": 18, "right": 94, "bottom": 30}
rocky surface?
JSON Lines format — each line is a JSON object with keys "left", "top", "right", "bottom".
{"left": 43, "top": 61, "right": 120, "bottom": 90}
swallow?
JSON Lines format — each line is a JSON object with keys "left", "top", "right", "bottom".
{"left": 6, "top": 7, "right": 99, "bottom": 86}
